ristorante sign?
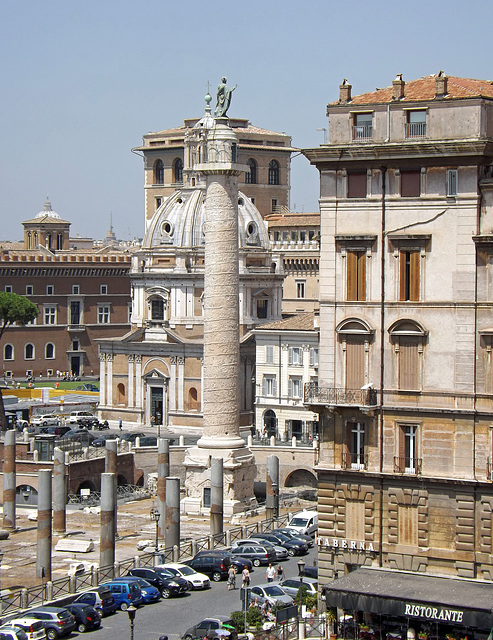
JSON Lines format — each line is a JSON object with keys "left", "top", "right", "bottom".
{"left": 404, "top": 604, "right": 464, "bottom": 623}
{"left": 318, "top": 537, "right": 378, "bottom": 552}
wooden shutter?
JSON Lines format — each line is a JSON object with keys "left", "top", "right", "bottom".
{"left": 399, "top": 337, "right": 419, "bottom": 389}
{"left": 399, "top": 251, "right": 408, "bottom": 300}
{"left": 397, "top": 426, "right": 406, "bottom": 473}
{"left": 398, "top": 504, "right": 418, "bottom": 545}
{"left": 345, "top": 339, "right": 365, "bottom": 389}
{"left": 410, "top": 251, "right": 420, "bottom": 301}
{"left": 347, "top": 173, "right": 367, "bottom": 198}
{"left": 347, "top": 251, "right": 358, "bottom": 300}
{"left": 357, "top": 251, "right": 366, "bottom": 300}
{"left": 401, "top": 171, "right": 421, "bottom": 197}
{"left": 288, "top": 378, "right": 293, "bottom": 398}
{"left": 346, "top": 500, "right": 365, "bottom": 540}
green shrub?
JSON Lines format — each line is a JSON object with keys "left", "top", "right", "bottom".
{"left": 247, "top": 607, "right": 264, "bottom": 629}
{"left": 230, "top": 611, "right": 245, "bottom": 633}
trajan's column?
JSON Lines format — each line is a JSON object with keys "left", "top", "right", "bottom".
{"left": 181, "top": 81, "right": 257, "bottom": 515}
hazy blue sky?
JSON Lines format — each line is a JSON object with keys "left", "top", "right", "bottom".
{"left": 2, "top": 0, "right": 493, "bottom": 242}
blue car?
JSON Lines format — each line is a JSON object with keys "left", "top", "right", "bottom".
{"left": 102, "top": 580, "right": 142, "bottom": 611}
{"left": 118, "top": 577, "right": 161, "bottom": 604}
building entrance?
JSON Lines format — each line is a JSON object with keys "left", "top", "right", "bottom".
{"left": 70, "top": 355, "right": 81, "bottom": 376}
{"left": 150, "top": 386, "right": 164, "bottom": 425}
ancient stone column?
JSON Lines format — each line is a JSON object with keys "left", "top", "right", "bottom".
{"left": 100, "top": 472, "right": 115, "bottom": 568}
{"left": 53, "top": 447, "right": 66, "bottom": 534}
{"left": 266, "top": 454, "right": 280, "bottom": 521}
{"left": 105, "top": 439, "right": 118, "bottom": 536}
{"left": 3, "top": 430, "right": 16, "bottom": 529}
{"left": 157, "top": 438, "right": 169, "bottom": 540}
{"left": 165, "top": 477, "right": 180, "bottom": 549}
{"left": 210, "top": 457, "right": 223, "bottom": 535}
{"left": 37, "top": 469, "right": 52, "bottom": 580}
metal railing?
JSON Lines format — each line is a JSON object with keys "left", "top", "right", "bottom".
{"left": 352, "top": 125, "right": 373, "bottom": 140}
{"left": 67, "top": 484, "right": 151, "bottom": 507}
{"left": 304, "top": 382, "right": 377, "bottom": 406}
{"left": 394, "top": 456, "right": 422, "bottom": 475}
{"left": 342, "top": 452, "right": 368, "bottom": 470}
{"left": 406, "top": 122, "right": 427, "bottom": 138}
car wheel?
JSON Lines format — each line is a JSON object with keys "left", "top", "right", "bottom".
{"left": 46, "top": 629, "right": 58, "bottom": 640}
{"left": 184, "top": 635, "right": 193, "bottom": 640}
{"left": 77, "top": 624, "right": 87, "bottom": 633}
{"left": 253, "top": 558, "right": 261, "bottom": 567}
{"left": 161, "top": 588, "right": 171, "bottom": 599}
{"left": 212, "top": 571, "right": 222, "bottom": 582}
{"left": 288, "top": 548, "right": 296, "bottom": 557}
{"left": 120, "top": 602, "right": 129, "bottom": 611}
{"left": 43, "top": 421, "right": 48, "bottom": 426}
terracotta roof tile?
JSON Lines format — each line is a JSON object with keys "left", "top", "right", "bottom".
{"left": 257, "top": 312, "right": 318, "bottom": 332}
{"left": 267, "top": 213, "right": 320, "bottom": 228}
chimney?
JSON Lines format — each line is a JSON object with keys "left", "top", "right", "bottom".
{"left": 339, "top": 79, "right": 352, "bottom": 104}
{"left": 392, "top": 74, "right": 405, "bottom": 100}
{"left": 436, "top": 71, "right": 448, "bottom": 98}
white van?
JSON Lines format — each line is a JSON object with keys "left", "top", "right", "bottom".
{"left": 286, "top": 510, "right": 318, "bottom": 538}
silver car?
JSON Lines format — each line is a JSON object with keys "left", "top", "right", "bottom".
{"left": 249, "top": 583, "right": 293, "bottom": 607}
{"left": 279, "top": 576, "right": 318, "bottom": 597}
{"left": 232, "top": 538, "right": 289, "bottom": 561}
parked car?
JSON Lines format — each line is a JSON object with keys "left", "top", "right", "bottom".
{"left": 0, "top": 620, "right": 45, "bottom": 640}
{"left": 64, "top": 430, "right": 98, "bottom": 445}
{"left": 31, "top": 414, "right": 59, "bottom": 427}
{"left": 228, "top": 544, "right": 276, "bottom": 567}
{"left": 76, "top": 384, "right": 99, "bottom": 392}
{"left": 302, "top": 565, "right": 318, "bottom": 579}
{"left": 39, "top": 425, "right": 72, "bottom": 436}
{"left": 279, "top": 576, "right": 318, "bottom": 598}
{"left": 273, "top": 528, "right": 314, "bottom": 548}
{"left": 285, "top": 510, "right": 318, "bottom": 538}
{"left": 117, "top": 576, "right": 161, "bottom": 604}
{"left": 72, "top": 586, "right": 118, "bottom": 616}
{"left": 182, "top": 616, "right": 236, "bottom": 640}
{"left": 135, "top": 436, "right": 158, "bottom": 446}
{"left": 155, "top": 562, "right": 210, "bottom": 590}
{"left": 0, "top": 627, "right": 29, "bottom": 640}
{"left": 250, "top": 532, "right": 308, "bottom": 556}
{"left": 102, "top": 579, "right": 142, "bottom": 610}
{"left": 127, "top": 567, "right": 188, "bottom": 598}
{"left": 27, "top": 607, "right": 76, "bottom": 640}
{"left": 193, "top": 550, "right": 253, "bottom": 573}
{"left": 119, "top": 432, "right": 147, "bottom": 443}
{"left": 91, "top": 434, "right": 119, "bottom": 448}
{"left": 232, "top": 538, "right": 288, "bottom": 561}
{"left": 67, "top": 411, "right": 96, "bottom": 425}
{"left": 62, "top": 604, "right": 101, "bottom": 633}
{"left": 249, "top": 583, "right": 294, "bottom": 607}
{"left": 185, "top": 553, "right": 231, "bottom": 582}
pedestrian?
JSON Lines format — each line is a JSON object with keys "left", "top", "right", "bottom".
{"left": 241, "top": 565, "right": 250, "bottom": 588}
{"left": 159, "top": 636, "right": 168, "bottom": 640}
{"left": 276, "top": 564, "right": 284, "bottom": 581}
{"left": 119, "top": 418, "right": 123, "bottom": 431}
{"left": 266, "top": 563, "right": 275, "bottom": 582}
{"left": 227, "top": 564, "right": 236, "bottom": 590}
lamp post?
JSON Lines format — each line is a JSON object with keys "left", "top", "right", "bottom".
{"left": 0, "top": 550, "right": 4, "bottom": 595}
{"left": 127, "top": 604, "right": 137, "bottom": 640}
{"left": 297, "top": 559, "right": 306, "bottom": 640}
{"left": 150, "top": 507, "right": 160, "bottom": 556}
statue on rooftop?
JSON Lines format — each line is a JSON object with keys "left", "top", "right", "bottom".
{"left": 214, "top": 77, "right": 237, "bottom": 118}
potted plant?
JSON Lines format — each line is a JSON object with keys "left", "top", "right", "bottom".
{"left": 327, "top": 607, "right": 337, "bottom": 639}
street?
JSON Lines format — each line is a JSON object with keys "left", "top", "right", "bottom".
{"left": 87, "top": 546, "right": 317, "bottom": 640}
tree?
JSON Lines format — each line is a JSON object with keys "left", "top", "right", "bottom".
{"left": 0, "top": 292, "right": 38, "bottom": 431}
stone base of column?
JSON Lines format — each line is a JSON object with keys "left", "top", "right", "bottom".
{"left": 181, "top": 445, "right": 257, "bottom": 516}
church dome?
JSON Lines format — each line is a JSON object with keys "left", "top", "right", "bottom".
{"left": 142, "top": 187, "right": 270, "bottom": 251}
{"left": 35, "top": 196, "right": 61, "bottom": 219}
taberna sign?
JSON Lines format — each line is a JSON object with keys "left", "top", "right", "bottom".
{"left": 318, "top": 537, "right": 377, "bottom": 552}
{"left": 404, "top": 604, "right": 464, "bottom": 623}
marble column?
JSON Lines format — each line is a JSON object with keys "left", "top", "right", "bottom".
{"left": 37, "top": 469, "right": 52, "bottom": 580}
{"left": 2, "top": 430, "right": 16, "bottom": 529}
{"left": 53, "top": 447, "right": 66, "bottom": 534}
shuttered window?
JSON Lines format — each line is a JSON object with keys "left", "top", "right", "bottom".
{"left": 399, "top": 250, "right": 420, "bottom": 301}
{"left": 398, "top": 337, "right": 419, "bottom": 390}
{"left": 346, "top": 500, "right": 365, "bottom": 540}
{"left": 347, "top": 250, "right": 366, "bottom": 301}
{"left": 347, "top": 172, "right": 367, "bottom": 198}
{"left": 401, "top": 170, "right": 421, "bottom": 197}
{"left": 345, "top": 339, "right": 365, "bottom": 389}
{"left": 398, "top": 504, "right": 419, "bottom": 545}
{"left": 266, "top": 346, "right": 274, "bottom": 364}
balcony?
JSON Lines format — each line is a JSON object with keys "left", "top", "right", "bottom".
{"left": 394, "top": 456, "right": 422, "bottom": 475}
{"left": 342, "top": 452, "right": 368, "bottom": 470}
{"left": 304, "top": 382, "right": 377, "bottom": 407}
{"left": 352, "top": 125, "right": 373, "bottom": 141}
{"left": 406, "top": 122, "right": 427, "bottom": 138}
{"left": 67, "top": 324, "right": 85, "bottom": 332}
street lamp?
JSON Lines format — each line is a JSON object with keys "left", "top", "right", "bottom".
{"left": 0, "top": 550, "right": 4, "bottom": 594}
{"left": 150, "top": 507, "right": 160, "bottom": 556}
{"left": 297, "top": 559, "right": 306, "bottom": 640}
{"left": 127, "top": 604, "right": 137, "bottom": 640}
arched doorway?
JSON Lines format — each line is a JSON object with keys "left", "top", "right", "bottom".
{"left": 263, "top": 409, "right": 277, "bottom": 437}
{"left": 285, "top": 469, "right": 317, "bottom": 488}
{"left": 16, "top": 484, "right": 38, "bottom": 506}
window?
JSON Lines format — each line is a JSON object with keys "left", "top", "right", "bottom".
{"left": 271, "top": 198, "right": 278, "bottom": 212}
{"left": 347, "top": 172, "right": 367, "bottom": 198}
{"left": 406, "top": 110, "right": 426, "bottom": 138}
{"left": 25, "top": 343, "right": 35, "bottom": 360}
{"left": 296, "top": 280, "right": 306, "bottom": 299}
{"left": 26, "top": 285, "right": 33, "bottom": 296}
{"left": 173, "top": 158, "right": 183, "bottom": 183}
{"left": 4, "top": 285, "right": 12, "bottom": 293}
{"left": 46, "top": 285, "right": 54, "bottom": 295}
{"left": 257, "top": 299, "right": 268, "bottom": 319}
{"left": 347, "top": 250, "right": 366, "bottom": 301}
{"left": 390, "top": 320, "right": 426, "bottom": 391}
{"left": 4, "top": 344, "right": 14, "bottom": 360}
{"left": 245, "top": 159, "right": 257, "bottom": 184}
{"left": 266, "top": 345, "right": 274, "bottom": 364}
{"left": 310, "top": 347, "right": 318, "bottom": 367}
{"left": 151, "top": 298, "right": 165, "bottom": 321}
{"left": 154, "top": 159, "right": 164, "bottom": 184}
{"left": 398, "top": 425, "right": 419, "bottom": 474}
{"left": 345, "top": 421, "right": 366, "bottom": 469}
{"left": 353, "top": 112, "right": 373, "bottom": 140}
{"left": 399, "top": 250, "right": 420, "bottom": 301}
{"left": 155, "top": 197, "right": 162, "bottom": 209}
{"left": 70, "top": 301, "right": 81, "bottom": 324}
{"left": 288, "top": 347, "right": 303, "bottom": 365}
{"left": 100, "top": 284, "right": 108, "bottom": 295}
{"left": 98, "top": 304, "right": 111, "bottom": 324}
{"left": 45, "top": 343, "right": 55, "bottom": 359}
{"left": 288, "top": 377, "right": 303, "bottom": 399}
{"left": 268, "top": 160, "right": 280, "bottom": 185}
{"left": 447, "top": 169, "right": 458, "bottom": 197}
{"left": 262, "top": 375, "right": 277, "bottom": 396}
{"left": 72, "top": 339, "right": 79, "bottom": 351}
{"left": 43, "top": 305, "right": 57, "bottom": 325}
{"left": 57, "top": 233, "right": 63, "bottom": 250}
{"left": 401, "top": 170, "right": 421, "bottom": 197}
{"left": 72, "top": 285, "right": 80, "bottom": 295}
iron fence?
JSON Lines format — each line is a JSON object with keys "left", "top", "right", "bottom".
{"left": 50, "top": 576, "right": 71, "bottom": 599}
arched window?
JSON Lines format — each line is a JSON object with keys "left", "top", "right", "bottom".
{"left": 173, "top": 158, "right": 183, "bottom": 184}
{"left": 268, "top": 160, "right": 280, "bottom": 185}
{"left": 45, "top": 343, "right": 55, "bottom": 359}
{"left": 57, "top": 233, "right": 63, "bottom": 250}
{"left": 4, "top": 344, "right": 13, "bottom": 360}
{"left": 117, "top": 383, "right": 126, "bottom": 403}
{"left": 154, "top": 159, "right": 164, "bottom": 185}
{"left": 25, "top": 343, "right": 35, "bottom": 360}
{"left": 45, "top": 234, "right": 52, "bottom": 249}
{"left": 336, "top": 318, "right": 375, "bottom": 390}
{"left": 389, "top": 320, "right": 427, "bottom": 391}
{"left": 246, "top": 158, "right": 257, "bottom": 184}
{"left": 27, "top": 232, "right": 31, "bottom": 249}
{"left": 188, "top": 387, "right": 200, "bottom": 411}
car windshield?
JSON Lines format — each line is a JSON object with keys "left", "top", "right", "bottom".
{"left": 289, "top": 517, "right": 309, "bottom": 527}
{"left": 156, "top": 569, "right": 173, "bottom": 578}
{"left": 274, "top": 533, "right": 289, "bottom": 542}
{"left": 177, "top": 566, "right": 196, "bottom": 576}
{"left": 264, "top": 586, "right": 284, "bottom": 596}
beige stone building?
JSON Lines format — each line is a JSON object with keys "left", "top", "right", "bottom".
{"left": 303, "top": 73, "right": 493, "bottom": 628}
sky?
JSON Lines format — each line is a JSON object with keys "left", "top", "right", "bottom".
{"left": 1, "top": 0, "right": 493, "bottom": 242}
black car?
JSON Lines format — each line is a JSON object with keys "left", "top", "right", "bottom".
{"left": 303, "top": 565, "right": 318, "bottom": 579}
{"left": 119, "top": 432, "right": 147, "bottom": 443}
{"left": 127, "top": 567, "right": 188, "bottom": 598}
{"left": 185, "top": 554, "right": 231, "bottom": 581}
{"left": 39, "top": 425, "right": 72, "bottom": 436}
{"left": 193, "top": 550, "right": 253, "bottom": 574}
{"left": 28, "top": 607, "right": 76, "bottom": 640}
{"left": 273, "top": 528, "right": 314, "bottom": 548}
{"left": 63, "top": 604, "right": 101, "bottom": 633}
{"left": 250, "top": 532, "right": 308, "bottom": 556}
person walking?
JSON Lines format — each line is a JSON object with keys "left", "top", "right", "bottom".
{"left": 119, "top": 418, "right": 123, "bottom": 431}
{"left": 241, "top": 565, "right": 250, "bottom": 588}
{"left": 276, "top": 564, "right": 285, "bottom": 581}
{"left": 266, "top": 563, "right": 276, "bottom": 582}
{"left": 227, "top": 564, "right": 236, "bottom": 590}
